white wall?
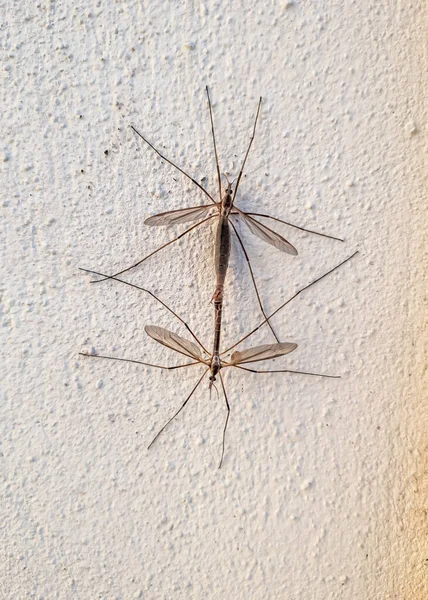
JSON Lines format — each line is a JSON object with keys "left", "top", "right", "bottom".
{"left": 2, "top": 1, "right": 426, "bottom": 598}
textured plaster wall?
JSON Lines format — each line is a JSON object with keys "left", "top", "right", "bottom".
{"left": 1, "top": 1, "right": 427, "bottom": 598}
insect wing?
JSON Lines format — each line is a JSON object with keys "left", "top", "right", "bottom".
{"left": 145, "top": 325, "right": 203, "bottom": 361}
{"left": 230, "top": 342, "right": 297, "bottom": 365}
{"left": 145, "top": 205, "right": 214, "bottom": 226}
{"left": 238, "top": 211, "right": 297, "bottom": 255}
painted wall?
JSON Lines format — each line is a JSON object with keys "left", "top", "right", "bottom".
{"left": 1, "top": 1, "right": 426, "bottom": 598}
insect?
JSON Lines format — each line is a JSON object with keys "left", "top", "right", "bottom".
{"left": 80, "top": 251, "right": 357, "bottom": 467}
{"left": 87, "top": 88, "right": 343, "bottom": 342}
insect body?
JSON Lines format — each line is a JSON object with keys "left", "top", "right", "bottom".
{"left": 87, "top": 89, "right": 343, "bottom": 343}
{"left": 80, "top": 252, "right": 357, "bottom": 467}
{"left": 80, "top": 88, "right": 354, "bottom": 468}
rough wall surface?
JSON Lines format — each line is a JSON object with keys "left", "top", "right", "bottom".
{"left": 1, "top": 1, "right": 426, "bottom": 598}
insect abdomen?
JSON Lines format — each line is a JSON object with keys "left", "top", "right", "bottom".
{"left": 214, "top": 216, "right": 231, "bottom": 290}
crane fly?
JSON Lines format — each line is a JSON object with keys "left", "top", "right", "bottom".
{"left": 86, "top": 87, "right": 343, "bottom": 342}
{"left": 80, "top": 251, "right": 357, "bottom": 467}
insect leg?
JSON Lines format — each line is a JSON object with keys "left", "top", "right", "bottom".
{"left": 131, "top": 125, "right": 216, "bottom": 204}
{"left": 218, "top": 372, "right": 230, "bottom": 469}
{"left": 234, "top": 365, "right": 340, "bottom": 378}
{"left": 87, "top": 215, "right": 215, "bottom": 282}
{"left": 206, "top": 87, "right": 222, "bottom": 201}
{"left": 228, "top": 217, "right": 280, "bottom": 343}
{"left": 79, "top": 267, "right": 210, "bottom": 355}
{"left": 232, "top": 97, "right": 262, "bottom": 203}
{"left": 222, "top": 251, "right": 358, "bottom": 354}
{"left": 147, "top": 368, "right": 209, "bottom": 449}
{"left": 79, "top": 352, "right": 200, "bottom": 370}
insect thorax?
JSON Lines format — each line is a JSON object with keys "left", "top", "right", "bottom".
{"left": 210, "top": 355, "right": 222, "bottom": 380}
{"left": 221, "top": 190, "right": 233, "bottom": 216}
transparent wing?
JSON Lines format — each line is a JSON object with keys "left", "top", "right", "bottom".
{"left": 230, "top": 342, "right": 297, "bottom": 365}
{"left": 145, "top": 325, "right": 203, "bottom": 361}
{"left": 145, "top": 205, "right": 215, "bottom": 226}
{"left": 237, "top": 210, "right": 298, "bottom": 255}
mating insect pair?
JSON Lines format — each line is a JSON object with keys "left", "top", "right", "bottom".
{"left": 81, "top": 88, "right": 356, "bottom": 466}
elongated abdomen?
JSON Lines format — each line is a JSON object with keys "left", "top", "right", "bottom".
{"left": 213, "top": 216, "right": 231, "bottom": 300}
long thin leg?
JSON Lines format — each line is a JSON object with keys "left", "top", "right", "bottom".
{"left": 130, "top": 125, "right": 216, "bottom": 205}
{"left": 148, "top": 368, "right": 209, "bottom": 449}
{"left": 218, "top": 372, "right": 230, "bottom": 469}
{"left": 232, "top": 97, "right": 262, "bottom": 203}
{"left": 245, "top": 213, "right": 343, "bottom": 242}
{"left": 221, "top": 251, "right": 358, "bottom": 354}
{"left": 79, "top": 267, "right": 210, "bottom": 355}
{"left": 206, "top": 87, "right": 222, "bottom": 201}
{"left": 79, "top": 352, "right": 200, "bottom": 370}
{"left": 234, "top": 365, "right": 340, "bottom": 378}
{"left": 88, "top": 215, "right": 215, "bottom": 282}
{"left": 228, "top": 218, "right": 280, "bottom": 343}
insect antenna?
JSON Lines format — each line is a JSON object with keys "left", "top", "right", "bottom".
{"left": 223, "top": 172, "right": 231, "bottom": 186}
{"left": 209, "top": 379, "right": 220, "bottom": 398}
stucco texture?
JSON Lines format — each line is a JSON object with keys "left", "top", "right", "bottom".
{"left": 1, "top": 0, "right": 427, "bottom": 598}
